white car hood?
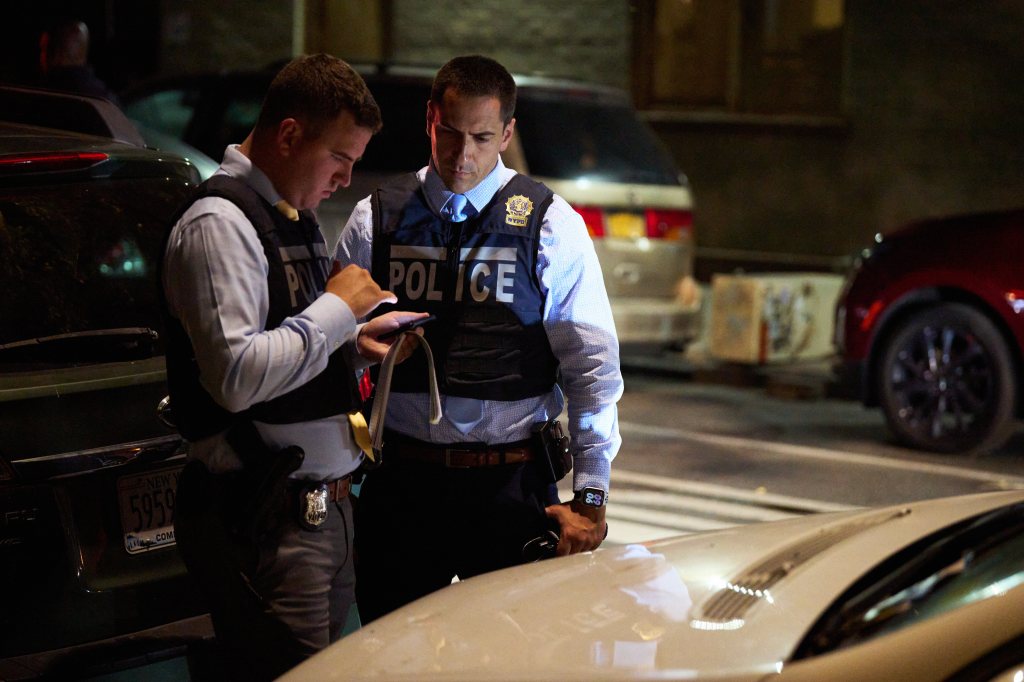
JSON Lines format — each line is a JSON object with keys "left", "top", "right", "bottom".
{"left": 282, "top": 491, "right": 1024, "bottom": 682}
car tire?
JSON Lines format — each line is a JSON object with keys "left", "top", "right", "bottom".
{"left": 877, "top": 303, "right": 1018, "bottom": 454}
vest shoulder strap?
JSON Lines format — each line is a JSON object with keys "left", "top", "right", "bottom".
{"left": 200, "top": 174, "right": 278, "bottom": 237}
{"left": 371, "top": 172, "right": 421, "bottom": 282}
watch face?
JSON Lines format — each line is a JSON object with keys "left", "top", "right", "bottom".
{"left": 578, "top": 487, "right": 606, "bottom": 507}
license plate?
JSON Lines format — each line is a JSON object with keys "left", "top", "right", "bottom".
{"left": 606, "top": 212, "right": 646, "bottom": 239}
{"left": 117, "top": 465, "right": 181, "bottom": 554}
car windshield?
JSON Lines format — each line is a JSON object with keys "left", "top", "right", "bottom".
{"left": 795, "top": 502, "right": 1024, "bottom": 657}
{"left": 515, "top": 90, "right": 681, "bottom": 186}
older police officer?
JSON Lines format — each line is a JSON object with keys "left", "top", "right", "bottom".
{"left": 336, "top": 55, "right": 622, "bottom": 623}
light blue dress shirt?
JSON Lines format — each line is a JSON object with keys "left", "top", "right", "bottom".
{"left": 335, "top": 157, "right": 623, "bottom": 491}
{"left": 162, "top": 145, "right": 364, "bottom": 480}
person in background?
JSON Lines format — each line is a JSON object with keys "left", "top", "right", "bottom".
{"left": 335, "top": 54, "right": 623, "bottom": 623}
{"left": 38, "top": 18, "right": 120, "bottom": 105}
{"left": 162, "top": 54, "right": 425, "bottom": 680}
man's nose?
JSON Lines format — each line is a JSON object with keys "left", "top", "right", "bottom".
{"left": 335, "top": 166, "right": 352, "bottom": 188}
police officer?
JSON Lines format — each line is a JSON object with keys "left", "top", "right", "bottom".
{"left": 162, "top": 54, "right": 426, "bottom": 679}
{"left": 335, "top": 54, "right": 623, "bottom": 623}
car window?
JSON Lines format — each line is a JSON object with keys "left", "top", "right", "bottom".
{"left": 515, "top": 90, "right": 682, "bottom": 186}
{"left": 123, "top": 88, "right": 198, "bottom": 139}
{"left": 0, "top": 178, "right": 176, "bottom": 366}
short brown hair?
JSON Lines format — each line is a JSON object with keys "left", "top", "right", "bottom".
{"left": 256, "top": 53, "right": 382, "bottom": 139}
{"left": 431, "top": 55, "right": 516, "bottom": 125}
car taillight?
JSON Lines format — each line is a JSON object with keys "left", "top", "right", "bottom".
{"left": 572, "top": 204, "right": 605, "bottom": 238}
{"left": 646, "top": 209, "right": 693, "bottom": 240}
{"left": 0, "top": 151, "right": 109, "bottom": 174}
{"left": 572, "top": 205, "right": 693, "bottom": 241}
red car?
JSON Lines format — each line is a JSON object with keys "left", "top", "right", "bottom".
{"left": 835, "top": 208, "right": 1024, "bottom": 454}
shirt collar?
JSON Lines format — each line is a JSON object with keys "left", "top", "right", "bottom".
{"left": 217, "top": 144, "right": 286, "bottom": 207}
{"left": 424, "top": 156, "right": 511, "bottom": 216}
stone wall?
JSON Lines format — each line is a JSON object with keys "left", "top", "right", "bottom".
{"left": 649, "top": 0, "right": 1024, "bottom": 264}
{"left": 159, "top": 0, "right": 294, "bottom": 74}
{"left": 390, "top": 0, "right": 631, "bottom": 88}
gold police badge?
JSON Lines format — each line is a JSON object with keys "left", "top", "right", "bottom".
{"left": 504, "top": 195, "right": 534, "bottom": 227}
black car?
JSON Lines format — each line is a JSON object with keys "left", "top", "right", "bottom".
{"left": 0, "top": 87, "right": 211, "bottom": 679}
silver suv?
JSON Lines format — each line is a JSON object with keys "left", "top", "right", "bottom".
{"left": 123, "top": 65, "right": 700, "bottom": 348}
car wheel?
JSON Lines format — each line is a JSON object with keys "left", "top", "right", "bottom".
{"left": 877, "top": 303, "right": 1018, "bottom": 454}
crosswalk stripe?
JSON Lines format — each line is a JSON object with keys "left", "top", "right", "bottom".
{"left": 607, "top": 504, "right": 737, "bottom": 532}
{"left": 611, "top": 469, "right": 857, "bottom": 513}
{"left": 588, "top": 469, "right": 858, "bottom": 546}
{"left": 606, "top": 518, "right": 692, "bottom": 545}
{"left": 609, "top": 489, "right": 796, "bottom": 523}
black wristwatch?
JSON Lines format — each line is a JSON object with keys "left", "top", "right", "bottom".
{"left": 574, "top": 487, "right": 608, "bottom": 508}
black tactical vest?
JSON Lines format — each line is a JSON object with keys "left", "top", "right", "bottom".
{"left": 370, "top": 173, "right": 559, "bottom": 400}
{"left": 160, "top": 175, "right": 360, "bottom": 442}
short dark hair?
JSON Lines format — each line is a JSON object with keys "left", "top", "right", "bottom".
{"left": 431, "top": 55, "right": 516, "bottom": 125}
{"left": 256, "top": 53, "right": 382, "bottom": 139}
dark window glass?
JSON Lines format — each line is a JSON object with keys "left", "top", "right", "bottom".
{"left": 515, "top": 91, "right": 682, "bottom": 185}
{"left": 123, "top": 88, "right": 199, "bottom": 139}
{"left": 0, "top": 177, "right": 182, "bottom": 364}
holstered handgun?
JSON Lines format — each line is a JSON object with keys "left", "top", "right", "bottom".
{"left": 225, "top": 421, "right": 304, "bottom": 543}
{"left": 531, "top": 419, "right": 572, "bottom": 484}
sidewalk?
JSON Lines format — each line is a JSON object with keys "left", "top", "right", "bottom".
{"left": 620, "top": 343, "right": 845, "bottom": 401}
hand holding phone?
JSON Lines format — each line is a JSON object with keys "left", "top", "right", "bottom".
{"left": 378, "top": 314, "right": 437, "bottom": 340}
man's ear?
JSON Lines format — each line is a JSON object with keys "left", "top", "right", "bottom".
{"left": 425, "top": 100, "right": 437, "bottom": 138}
{"left": 499, "top": 117, "right": 516, "bottom": 153}
{"left": 277, "top": 118, "right": 302, "bottom": 157}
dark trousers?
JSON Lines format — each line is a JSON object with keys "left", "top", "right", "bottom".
{"left": 354, "top": 455, "right": 558, "bottom": 624}
{"left": 175, "top": 460, "right": 355, "bottom": 681}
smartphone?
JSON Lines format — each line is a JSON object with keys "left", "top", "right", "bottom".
{"left": 378, "top": 314, "right": 437, "bottom": 340}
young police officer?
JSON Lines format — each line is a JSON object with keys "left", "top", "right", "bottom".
{"left": 335, "top": 55, "right": 623, "bottom": 623}
{"left": 162, "top": 54, "right": 426, "bottom": 679}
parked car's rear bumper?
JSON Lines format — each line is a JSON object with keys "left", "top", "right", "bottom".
{"left": 0, "top": 613, "right": 214, "bottom": 681}
{"left": 612, "top": 294, "right": 702, "bottom": 347}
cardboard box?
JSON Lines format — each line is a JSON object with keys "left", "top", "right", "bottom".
{"left": 709, "top": 272, "right": 844, "bottom": 364}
